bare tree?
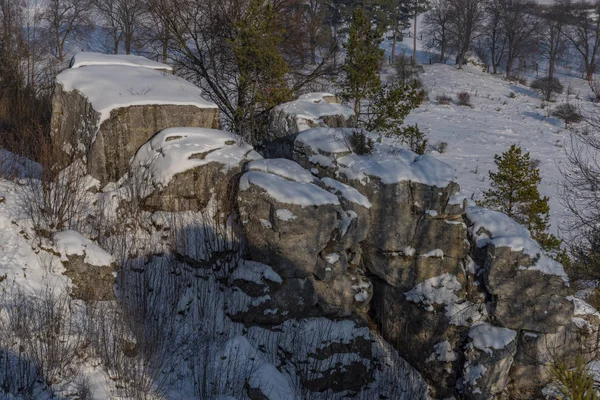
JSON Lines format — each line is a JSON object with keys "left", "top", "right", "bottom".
{"left": 147, "top": 0, "right": 338, "bottom": 141}
{"left": 447, "top": 0, "right": 485, "bottom": 69}
{"left": 562, "top": 0, "right": 600, "bottom": 81}
{"left": 422, "top": 0, "right": 452, "bottom": 63}
{"left": 93, "top": 0, "right": 145, "bottom": 54}
{"left": 498, "top": 0, "right": 539, "bottom": 78}
{"left": 560, "top": 113, "right": 600, "bottom": 278}
{"left": 538, "top": 0, "right": 568, "bottom": 80}
{"left": 476, "top": 0, "right": 507, "bottom": 74}
{"left": 41, "top": 0, "right": 92, "bottom": 64}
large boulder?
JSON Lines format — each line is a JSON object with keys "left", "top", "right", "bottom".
{"left": 129, "top": 127, "right": 261, "bottom": 212}
{"left": 267, "top": 93, "right": 355, "bottom": 141}
{"left": 466, "top": 206, "right": 572, "bottom": 333}
{"left": 52, "top": 230, "right": 115, "bottom": 301}
{"left": 237, "top": 159, "right": 372, "bottom": 319}
{"left": 51, "top": 55, "right": 220, "bottom": 184}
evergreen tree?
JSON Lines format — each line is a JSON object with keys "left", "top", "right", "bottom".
{"left": 341, "top": 7, "right": 384, "bottom": 117}
{"left": 483, "top": 144, "right": 560, "bottom": 252}
{"left": 231, "top": 0, "right": 292, "bottom": 141}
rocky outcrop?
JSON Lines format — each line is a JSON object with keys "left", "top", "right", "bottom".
{"left": 267, "top": 93, "right": 355, "bottom": 141}
{"left": 264, "top": 93, "right": 356, "bottom": 158}
{"left": 237, "top": 159, "right": 372, "bottom": 320}
{"left": 52, "top": 230, "right": 115, "bottom": 301}
{"left": 129, "top": 127, "right": 261, "bottom": 212}
{"left": 51, "top": 55, "right": 220, "bottom": 184}
{"left": 47, "top": 63, "right": 600, "bottom": 399}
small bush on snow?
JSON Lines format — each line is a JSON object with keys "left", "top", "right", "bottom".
{"left": 552, "top": 103, "right": 582, "bottom": 128}
{"left": 436, "top": 94, "right": 452, "bottom": 105}
{"left": 348, "top": 130, "right": 374, "bottom": 155}
{"left": 457, "top": 92, "right": 472, "bottom": 107}
{"left": 531, "top": 77, "right": 564, "bottom": 102}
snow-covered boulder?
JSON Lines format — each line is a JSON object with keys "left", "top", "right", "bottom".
{"left": 462, "top": 323, "right": 518, "bottom": 399}
{"left": 237, "top": 159, "right": 372, "bottom": 318}
{"left": 227, "top": 260, "right": 318, "bottom": 324}
{"left": 266, "top": 93, "right": 355, "bottom": 143}
{"left": 51, "top": 57, "right": 220, "bottom": 184}
{"left": 466, "top": 206, "right": 572, "bottom": 333}
{"left": 130, "top": 127, "right": 261, "bottom": 212}
{"left": 52, "top": 230, "right": 115, "bottom": 301}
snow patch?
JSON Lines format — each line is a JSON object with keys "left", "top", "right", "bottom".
{"left": 53, "top": 230, "right": 114, "bottom": 267}
{"left": 247, "top": 159, "right": 316, "bottom": 183}
{"left": 321, "top": 177, "right": 372, "bottom": 208}
{"left": 240, "top": 171, "right": 340, "bottom": 207}
{"left": 426, "top": 341, "right": 457, "bottom": 363}
{"left": 69, "top": 51, "right": 172, "bottom": 71}
{"left": 275, "top": 209, "right": 297, "bottom": 221}
{"left": 468, "top": 323, "right": 517, "bottom": 355}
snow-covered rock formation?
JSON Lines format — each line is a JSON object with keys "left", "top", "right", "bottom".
{"left": 50, "top": 52, "right": 220, "bottom": 184}
{"left": 21, "top": 54, "right": 597, "bottom": 399}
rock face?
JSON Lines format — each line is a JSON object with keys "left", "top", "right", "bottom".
{"left": 462, "top": 323, "right": 518, "bottom": 399}
{"left": 264, "top": 93, "right": 356, "bottom": 158}
{"left": 52, "top": 230, "right": 115, "bottom": 301}
{"left": 237, "top": 158, "right": 373, "bottom": 320}
{"left": 129, "top": 127, "right": 261, "bottom": 212}
{"left": 49, "top": 63, "right": 600, "bottom": 399}
{"left": 267, "top": 93, "right": 356, "bottom": 141}
{"left": 51, "top": 55, "right": 220, "bottom": 184}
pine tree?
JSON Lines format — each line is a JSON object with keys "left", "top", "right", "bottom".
{"left": 341, "top": 7, "right": 384, "bottom": 117}
{"left": 483, "top": 145, "right": 561, "bottom": 252}
{"left": 231, "top": 0, "right": 292, "bottom": 141}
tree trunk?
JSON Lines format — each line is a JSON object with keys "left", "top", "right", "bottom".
{"left": 440, "top": 40, "right": 445, "bottom": 63}
{"left": 548, "top": 55, "right": 555, "bottom": 81}
{"left": 412, "top": 14, "right": 417, "bottom": 64}
{"left": 391, "top": 30, "right": 397, "bottom": 63}
{"left": 587, "top": 63, "right": 595, "bottom": 81}
{"left": 506, "top": 58, "right": 513, "bottom": 78}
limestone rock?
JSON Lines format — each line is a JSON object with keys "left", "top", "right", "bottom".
{"left": 462, "top": 323, "right": 517, "bottom": 399}
{"left": 466, "top": 206, "right": 572, "bottom": 333}
{"left": 266, "top": 93, "right": 355, "bottom": 143}
{"left": 51, "top": 60, "right": 219, "bottom": 184}
{"left": 129, "top": 127, "right": 261, "bottom": 212}
{"left": 483, "top": 245, "right": 572, "bottom": 333}
{"left": 52, "top": 230, "right": 115, "bottom": 301}
{"left": 237, "top": 159, "right": 372, "bottom": 318}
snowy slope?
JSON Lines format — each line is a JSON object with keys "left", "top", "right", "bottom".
{"left": 403, "top": 63, "right": 591, "bottom": 236}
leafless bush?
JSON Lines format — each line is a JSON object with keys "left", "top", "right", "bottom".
{"left": 457, "top": 92, "right": 472, "bottom": 107}
{"left": 589, "top": 78, "right": 600, "bottom": 102}
{"left": 508, "top": 75, "right": 528, "bottom": 86}
{"left": 18, "top": 137, "right": 92, "bottom": 235}
{"left": 531, "top": 77, "right": 564, "bottom": 102}
{"left": 552, "top": 103, "right": 582, "bottom": 128}
{"left": 0, "top": 283, "right": 89, "bottom": 394}
{"left": 436, "top": 94, "right": 452, "bottom": 105}
{"left": 436, "top": 142, "right": 448, "bottom": 153}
